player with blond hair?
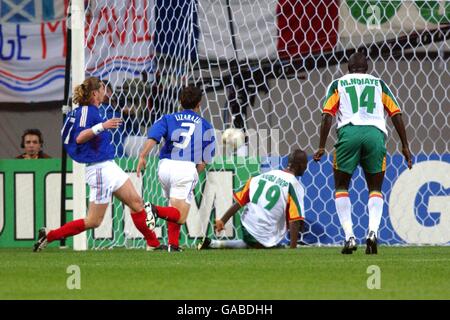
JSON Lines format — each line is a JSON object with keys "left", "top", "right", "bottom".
{"left": 34, "top": 77, "right": 160, "bottom": 251}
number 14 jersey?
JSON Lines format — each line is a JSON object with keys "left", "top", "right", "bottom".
{"left": 322, "top": 73, "right": 401, "bottom": 136}
{"left": 234, "top": 169, "right": 305, "bottom": 247}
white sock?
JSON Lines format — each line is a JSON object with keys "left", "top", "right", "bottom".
{"left": 335, "top": 191, "right": 354, "bottom": 241}
{"left": 210, "top": 239, "right": 248, "bottom": 249}
{"left": 368, "top": 192, "right": 383, "bottom": 236}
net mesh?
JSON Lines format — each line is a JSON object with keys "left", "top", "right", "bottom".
{"left": 82, "top": 0, "right": 450, "bottom": 249}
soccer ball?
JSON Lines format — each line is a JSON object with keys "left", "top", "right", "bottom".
{"left": 222, "top": 128, "right": 245, "bottom": 150}
{"left": 144, "top": 202, "right": 156, "bottom": 230}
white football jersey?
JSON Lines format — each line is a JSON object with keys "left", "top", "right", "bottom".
{"left": 233, "top": 169, "right": 304, "bottom": 247}
{"left": 322, "top": 73, "right": 401, "bottom": 136}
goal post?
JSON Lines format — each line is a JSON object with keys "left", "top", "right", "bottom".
{"left": 71, "top": 0, "right": 87, "bottom": 251}
{"left": 70, "top": 0, "right": 450, "bottom": 249}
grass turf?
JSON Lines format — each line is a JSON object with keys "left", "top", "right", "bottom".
{"left": 1, "top": 246, "right": 449, "bottom": 300}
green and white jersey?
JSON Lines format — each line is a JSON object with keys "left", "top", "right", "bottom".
{"left": 233, "top": 169, "right": 304, "bottom": 247}
{"left": 322, "top": 73, "right": 401, "bottom": 136}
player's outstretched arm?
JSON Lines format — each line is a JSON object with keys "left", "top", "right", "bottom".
{"left": 215, "top": 202, "right": 242, "bottom": 232}
{"left": 313, "top": 113, "right": 333, "bottom": 161}
{"left": 136, "top": 138, "right": 157, "bottom": 177}
{"left": 76, "top": 118, "right": 122, "bottom": 144}
{"left": 289, "top": 220, "right": 301, "bottom": 249}
{"left": 391, "top": 114, "right": 413, "bottom": 169}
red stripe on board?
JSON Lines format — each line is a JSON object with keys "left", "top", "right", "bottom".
{"left": 0, "top": 65, "right": 65, "bottom": 81}
{"left": 276, "top": 0, "right": 339, "bottom": 59}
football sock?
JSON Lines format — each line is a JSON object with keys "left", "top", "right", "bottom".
{"left": 210, "top": 239, "right": 248, "bottom": 249}
{"left": 154, "top": 205, "right": 181, "bottom": 223}
{"left": 368, "top": 191, "right": 383, "bottom": 236}
{"left": 47, "top": 219, "right": 86, "bottom": 243}
{"left": 131, "top": 209, "right": 160, "bottom": 247}
{"left": 167, "top": 221, "right": 181, "bottom": 247}
{"left": 335, "top": 190, "right": 354, "bottom": 241}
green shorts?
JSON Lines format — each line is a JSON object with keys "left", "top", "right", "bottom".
{"left": 334, "top": 124, "right": 386, "bottom": 174}
{"left": 241, "top": 224, "right": 263, "bottom": 248}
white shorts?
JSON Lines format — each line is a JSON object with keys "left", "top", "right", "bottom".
{"left": 158, "top": 159, "right": 198, "bottom": 204}
{"left": 85, "top": 160, "right": 129, "bottom": 204}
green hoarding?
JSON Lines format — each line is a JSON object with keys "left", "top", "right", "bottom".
{"left": 0, "top": 158, "right": 260, "bottom": 249}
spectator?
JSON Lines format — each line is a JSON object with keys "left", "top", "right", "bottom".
{"left": 146, "top": 71, "right": 180, "bottom": 125}
{"left": 16, "top": 129, "right": 51, "bottom": 159}
{"left": 146, "top": 71, "right": 163, "bottom": 125}
{"left": 116, "top": 78, "right": 144, "bottom": 134}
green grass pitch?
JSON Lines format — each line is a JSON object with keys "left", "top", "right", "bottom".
{"left": 1, "top": 246, "right": 449, "bottom": 299}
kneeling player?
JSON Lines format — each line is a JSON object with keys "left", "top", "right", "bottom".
{"left": 198, "top": 149, "right": 307, "bottom": 250}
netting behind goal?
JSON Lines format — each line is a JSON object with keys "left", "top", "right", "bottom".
{"left": 81, "top": 0, "right": 450, "bottom": 249}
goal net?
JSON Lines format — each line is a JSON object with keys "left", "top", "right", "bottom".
{"left": 79, "top": 0, "right": 450, "bottom": 249}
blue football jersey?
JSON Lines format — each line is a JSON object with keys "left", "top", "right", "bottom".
{"left": 61, "top": 105, "right": 115, "bottom": 163}
{"left": 147, "top": 109, "right": 215, "bottom": 164}
{"left": 98, "top": 103, "right": 125, "bottom": 157}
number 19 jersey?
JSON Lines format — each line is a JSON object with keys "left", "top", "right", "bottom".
{"left": 322, "top": 73, "right": 401, "bottom": 136}
{"left": 234, "top": 169, "right": 305, "bottom": 247}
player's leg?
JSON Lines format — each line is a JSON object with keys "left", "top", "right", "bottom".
{"left": 199, "top": 238, "right": 249, "bottom": 249}
{"left": 113, "top": 178, "right": 144, "bottom": 212}
{"left": 143, "top": 161, "right": 184, "bottom": 251}
{"left": 148, "top": 198, "right": 190, "bottom": 252}
{"left": 334, "top": 169, "right": 357, "bottom": 253}
{"left": 363, "top": 171, "right": 384, "bottom": 254}
{"left": 150, "top": 199, "right": 190, "bottom": 249}
{"left": 150, "top": 160, "right": 184, "bottom": 224}
{"left": 152, "top": 160, "right": 198, "bottom": 251}
{"left": 364, "top": 170, "right": 385, "bottom": 228}
{"left": 198, "top": 221, "right": 264, "bottom": 250}
{"left": 333, "top": 125, "right": 360, "bottom": 254}
{"left": 152, "top": 199, "right": 184, "bottom": 223}
{"left": 159, "top": 178, "right": 196, "bottom": 251}
{"left": 164, "top": 173, "right": 198, "bottom": 250}
{"left": 167, "top": 198, "right": 191, "bottom": 223}
{"left": 151, "top": 178, "right": 196, "bottom": 224}
{"left": 50, "top": 203, "right": 106, "bottom": 238}
{"left": 361, "top": 126, "right": 386, "bottom": 254}
{"left": 201, "top": 240, "right": 274, "bottom": 249}
{"left": 33, "top": 202, "right": 109, "bottom": 252}
{"left": 109, "top": 162, "right": 159, "bottom": 247}
{"left": 113, "top": 179, "right": 160, "bottom": 248}
{"left": 34, "top": 163, "right": 113, "bottom": 252}
{"left": 163, "top": 198, "right": 191, "bottom": 250}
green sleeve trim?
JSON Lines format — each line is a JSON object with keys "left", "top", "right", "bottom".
{"left": 324, "top": 80, "right": 339, "bottom": 101}
{"left": 380, "top": 80, "right": 400, "bottom": 107}
{"left": 288, "top": 183, "right": 303, "bottom": 217}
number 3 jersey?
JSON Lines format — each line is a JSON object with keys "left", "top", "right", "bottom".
{"left": 234, "top": 169, "right": 305, "bottom": 247}
{"left": 322, "top": 73, "right": 401, "bottom": 136}
{"left": 148, "top": 109, "right": 216, "bottom": 164}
